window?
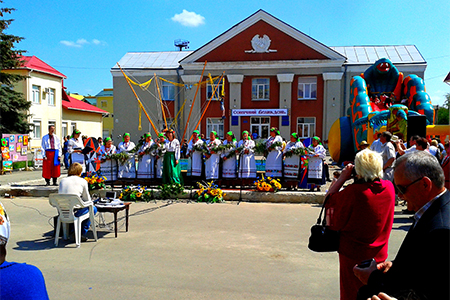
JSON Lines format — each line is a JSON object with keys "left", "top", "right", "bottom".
{"left": 298, "top": 77, "right": 317, "bottom": 100}
{"left": 250, "top": 117, "right": 270, "bottom": 139}
{"left": 70, "top": 123, "right": 77, "bottom": 136}
{"left": 101, "top": 100, "right": 107, "bottom": 108}
{"left": 32, "top": 85, "right": 41, "bottom": 104}
{"left": 32, "top": 120, "right": 41, "bottom": 139}
{"left": 162, "top": 81, "right": 175, "bottom": 101}
{"left": 297, "top": 117, "right": 316, "bottom": 138}
{"left": 252, "top": 78, "right": 270, "bottom": 100}
{"left": 62, "top": 122, "right": 68, "bottom": 139}
{"left": 206, "top": 79, "right": 223, "bottom": 101}
{"left": 48, "top": 88, "right": 55, "bottom": 106}
{"left": 206, "top": 118, "right": 224, "bottom": 139}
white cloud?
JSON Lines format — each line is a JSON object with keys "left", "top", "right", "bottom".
{"left": 60, "top": 40, "right": 82, "bottom": 48}
{"left": 60, "top": 38, "right": 106, "bottom": 48}
{"left": 171, "top": 9, "right": 205, "bottom": 27}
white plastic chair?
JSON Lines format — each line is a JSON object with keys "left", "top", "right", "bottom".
{"left": 49, "top": 193, "right": 98, "bottom": 247}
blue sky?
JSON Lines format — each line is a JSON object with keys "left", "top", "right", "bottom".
{"left": 5, "top": 0, "right": 450, "bottom": 106}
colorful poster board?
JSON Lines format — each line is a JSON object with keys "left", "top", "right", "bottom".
{"left": 1, "top": 134, "right": 29, "bottom": 162}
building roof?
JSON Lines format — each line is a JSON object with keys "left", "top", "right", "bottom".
{"left": 112, "top": 51, "right": 192, "bottom": 70}
{"left": 19, "top": 55, "right": 66, "bottom": 78}
{"left": 330, "top": 45, "right": 426, "bottom": 65}
{"left": 62, "top": 89, "right": 108, "bottom": 115}
{"left": 444, "top": 72, "right": 450, "bottom": 84}
{"left": 95, "top": 88, "right": 113, "bottom": 97}
{"left": 69, "top": 93, "right": 85, "bottom": 101}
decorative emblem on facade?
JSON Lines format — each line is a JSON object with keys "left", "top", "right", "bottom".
{"left": 245, "top": 34, "right": 277, "bottom": 53}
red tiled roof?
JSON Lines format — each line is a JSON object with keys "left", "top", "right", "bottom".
{"left": 19, "top": 55, "right": 66, "bottom": 79}
{"left": 62, "top": 89, "right": 108, "bottom": 115}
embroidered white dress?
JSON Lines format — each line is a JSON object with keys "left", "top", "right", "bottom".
{"left": 68, "top": 137, "right": 86, "bottom": 173}
{"left": 187, "top": 138, "right": 205, "bottom": 177}
{"left": 117, "top": 141, "right": 136, "bottom": 178}
{"left": 265, "top": 136, "right": 283, "bottom": 178}
{"left": 99, "top": 145, "right": 117, "bottom": 181}
{"left": 137, "top": 141, "right": 155, "bottom": 179}
{"left": 155, "top": 141, "right": 167, "bottom": 179}
{"left": 237, "top": 139, "right": 256, "bottom": 178}
{"left": 205, "top": 139, "right": 222, "bottom": 180}
{"left": 283, "top": 141, "right": 304, "bottom": 179}
{"left": 221, "top": 140, "right": 237, "bottom": 178}
{"left": 307, "top": 144, "right": 326, "bottom": 184}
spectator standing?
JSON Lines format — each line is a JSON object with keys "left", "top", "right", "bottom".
{"left": 41, "top": 125, "right": 62, "bottom": 186}
{"left": 326, "top": 150, "right": 395, "bottom": 300}
{"left": 442, "top": 142, "right": 449, "bottom": 189}
{"left": 372, "top": 132, "right": 395, "bottom": 181}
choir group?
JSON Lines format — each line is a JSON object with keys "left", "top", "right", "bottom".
{"left": 66, "top": 127, "right": 328, "bottom": 190}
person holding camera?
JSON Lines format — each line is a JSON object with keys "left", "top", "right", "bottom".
{"left": 325, "top": 149, "right": 396, "bottom": 300}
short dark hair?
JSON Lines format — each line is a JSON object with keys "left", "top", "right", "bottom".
{"left": 48, "top": 125, "right": 55, "bottom": 130}
{"left": 416, "top": 137, "right": 428, "bottom": 149}
{"left": 410, "top": 135, "right": 420, "bottom": 142}
{"left": 382, "top": 131, "right": 392, "bottom": 142}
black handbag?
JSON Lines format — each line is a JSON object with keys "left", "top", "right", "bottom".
{"left": 308, "top": 195, "right": 340, "bottom": 252}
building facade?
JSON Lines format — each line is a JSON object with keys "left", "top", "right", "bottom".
{"left": 111, "top": 10, "right": 427, "bottom": 143}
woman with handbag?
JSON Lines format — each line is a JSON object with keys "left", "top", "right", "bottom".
{"left": 325, "top": 149, "right": 395, "bottom": 300}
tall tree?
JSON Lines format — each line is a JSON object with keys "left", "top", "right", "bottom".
{"left": 0, "top": 2, "right": 31, "bottom": 133}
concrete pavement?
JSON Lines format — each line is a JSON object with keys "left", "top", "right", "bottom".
{"left": 2, "top": 198, "right": 410, "bottom": 300}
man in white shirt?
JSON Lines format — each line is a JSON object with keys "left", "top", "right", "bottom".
{"left": 369, "top": 133, "right": 382, "bottom": 153}
{"left": 396, "top": 135, "right": 419, "bottom": 156}
{"left": 372, "top": 131, "right": 396, "bottom": 181}
{"left": 58, "top": 163, "right": 97, "bottom": 241}
{"left": 41, "top": 125, "right": 62, "bottom": 186}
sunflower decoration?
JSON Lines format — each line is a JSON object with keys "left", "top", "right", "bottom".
{"left": 82, "top": 171, "right": 106, "bottom": 190}
{"left": 195, "top": 181, "right": 225, "bottom": 203}
{"left": 119, "top": 185, "right": 154, "bottom": 202}
{"left": 255, "top": 174, "right": 281, "bottom": 192}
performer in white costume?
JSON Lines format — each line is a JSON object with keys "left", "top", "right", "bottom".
{"left": 205, "top": 131, "right": 222, "bottom": 180}
{"left": 283, "top": 133, "right": 304, "bottom": 179}
{"left": 155, "top": 133, "right": 167, "bottom": 179}
{"left": 265, "top": 127, "right": 283, "bottom": 178}
{"left": 187, "top": 130, "right": 204, "bottom": 178}
{"left": 117, "top": 133, "right": 136, "bottom": 178}
{"left": 137, "top": 132, "right": 155, "bottom": 179}
{"left": 99, "top": 137, "right": 117, "bottom": 181}
{"left": 237, "top": 131, "right": 256, "bottom": 179}
{"left": 307, "top": 136, "right": 326, "bottom": 191}
{"left": 41, "top": 125, "right": 62, "bottom": 186}
{"left": 67, "top": 129, "right": 85, "bottom": 173}
{"left": 221, "top": 131, "right": 237, "bottom": 179}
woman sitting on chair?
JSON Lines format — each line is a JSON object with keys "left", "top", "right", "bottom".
{"left": 58, "top": 162, "right": 97, "bottom": 242}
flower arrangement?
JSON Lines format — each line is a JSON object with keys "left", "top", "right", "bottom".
{"left": 284, "top": 147, "right": 312, "bottom": 158}
{"left": 195, "top": 181, "right": 225, "bottom": 203}
{"left": 254, "top": 174, "right": 282, "bottom": 192}
{"left": 193, "top": 143, "right": 208, "bottom": 154}
{"left": 108, "top": 152, "right": 130, "bottom": 165}
{"left": 119, "top": 185, "right": 154, "bottom": 202}
{"left": 158, "top": 183, "right": 185, "bottom": 200}
{"left": 82, "top": 171, "right": 106, "bottom": 190}
{"left": 138, "top": 143, "right": 158, "bottom": 158}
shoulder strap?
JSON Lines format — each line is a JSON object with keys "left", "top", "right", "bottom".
{"left": 316, "top": 195, "right": 331, "bottom": 226}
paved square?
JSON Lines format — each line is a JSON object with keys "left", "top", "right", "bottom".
{"left": 2, "top": 198, "right": 409, "bottom": 299}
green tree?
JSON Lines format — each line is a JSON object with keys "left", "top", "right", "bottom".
{"left": 0, "top": 3, "right": 31, "bottom": 133}
{"left": 436, "top": 93, "right": 449, "bottom": 125}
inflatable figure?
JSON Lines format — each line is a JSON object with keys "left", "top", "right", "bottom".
{"left": 329, "top": 58, "right": 435, "bottom": 163}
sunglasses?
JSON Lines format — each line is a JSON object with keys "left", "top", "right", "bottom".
{"left": 394, "top": 177, "right": 423, "bottom": 195}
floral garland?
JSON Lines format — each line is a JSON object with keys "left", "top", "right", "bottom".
{"left": 206, "top": 141, "right": 222, "bottom": 154}
{"left": 106, "top": 152, "right": 130, "bottom": 165}
{"left": 195, "top": 181, "right": 225, "bottom": 203}
{"left": 193, "top": 143, "right": 208, "bottom": 154}
{"left": 284, "top": 147, "right": 312, "bottom": 158}
{"left": 119, "top": 185, "right": 154, "bottom": 202}
{"left": 138, "top": 143, "right": 158, "bottom": 158}
{"left": 254, "top": 174, "right": 282, "bottom": 192}
{"left": 82, "top": 171, "right": 106, "bottom": 190}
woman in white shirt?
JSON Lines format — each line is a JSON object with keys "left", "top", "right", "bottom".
{"left": 265, "top": 127, "right": 283, "bottom": 178}
{"left": 137, "top": 133, "right": 155, "bottom": 179}
{"left": 162, "top": 129, "right": 183, "bottom": 185}
{"left": 283, "top": 133, "right": 305, "bottom": 181}
{"left": 67, "top": 129, "right": 86, "bottom": 173}
{"left": 116, "top": 133, "right": 136, "bottom": 178}
{"left": 99, "top": 137, "right": 117, "bottom": 181}
{"left": 187, "top": 130, "right": 204, "bottom": 178}
{"left": 221, "top": 131, "right": 237, "bottom": 179}
{"left": 237, "top": 131, "right": 256, "bottom": 179}
{"left": 307, "top": 136, "right": 326, "bottom": 191}
{"left": 155, "top": 133, "right": 167, "bottom": 179}
{"left": 205, "top": 131, "right": 222, "bottom": 180}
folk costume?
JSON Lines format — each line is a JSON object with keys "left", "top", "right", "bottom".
{"left": 41, "top": 133, "right": 61, "bottom": 185}
{"left": 237, "top": 132, "right": 256, "bottom": 178}
{"left": 265, "top": 128, "right": 283, "bottom": 178}
{"left": 221, "top": 131, "right": 237, "bottom": 179}
{"left": 307, "top": 136, "right": 326, "bottom": 188}
{"left": 162, "top": 133, "right": 183, "bottom": 185}
{"left": 117, "top": 133, "right": 136, "bottom": 178}
{"left": 205, "top": 131, "right": 222, "bottom": 180}
{"left": 187, "top": 130, "right": 204, "bottom": 177}
{"left": 283, "top": 133, "right": 304, "bottom": 179}
{"left": 99, "top": 138, "right": 117, "bottom": 181}
{"left": 67, "top": 131, "right": 86, "bottom": 173}
{"left": 137, "top": 133, "right": 155, "bottom": 179}
{"left": 155, "top": 134, "right": 167, "bottom": 179}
